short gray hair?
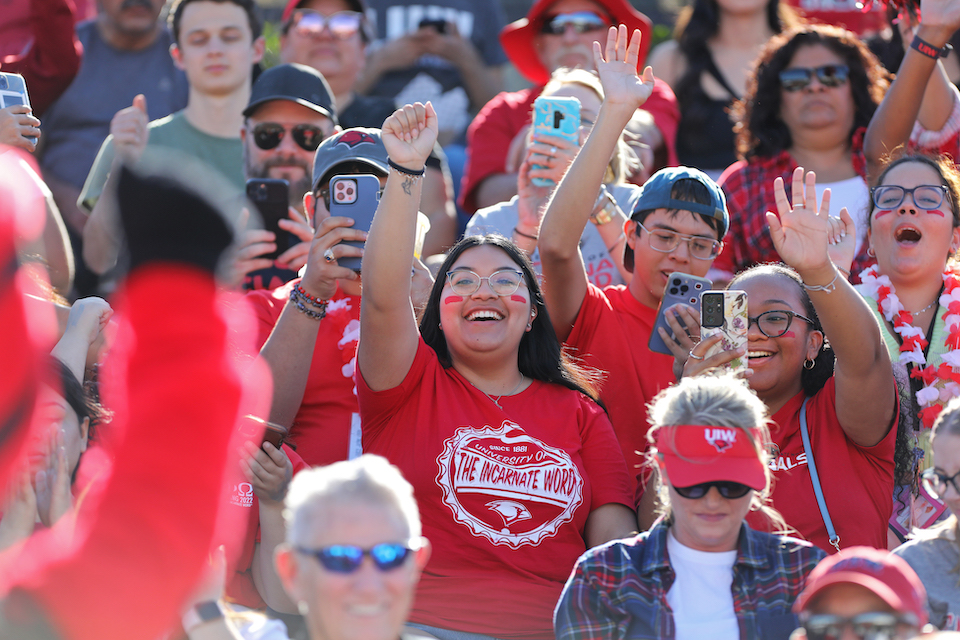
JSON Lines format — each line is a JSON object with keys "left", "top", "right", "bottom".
{"left": 284, "top": 455, "right": 421, "bottom": 545}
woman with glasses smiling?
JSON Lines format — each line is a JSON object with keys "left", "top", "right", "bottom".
{"left": 556, "top": 374, "right": 826, "bottom": 640}
{"left": 356, "top": 102, "right": 636, "bottom": 640}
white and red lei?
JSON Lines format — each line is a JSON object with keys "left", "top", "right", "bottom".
{"left": 859, "top": 263, "right": 960, "bottom": 428}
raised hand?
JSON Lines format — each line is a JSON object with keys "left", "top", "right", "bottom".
{"left": 766, "top": 167, "right": 832, "bottom": 273}
{"left": 381, "top": 102, "right": 438, "bottom": 169}
{"left": 593, "top": 25, "right": 655, "bottom": 112}
{"left": 111, "top": 94, "right": 149, "bottom": 164}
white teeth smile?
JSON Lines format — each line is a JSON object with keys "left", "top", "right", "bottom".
{"left": 348, "top": 604, "right": 385, "bottom": 616}
{"left": 467, "top": 310, "right": 504, "bottom": 321}
{"left": 748, "top": 351, "right": 773, "bottom": 358}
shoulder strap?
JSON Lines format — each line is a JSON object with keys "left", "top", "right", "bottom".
{"left": 799, "top": 398, "right": 841, "bottom": 552}
{"left": 702, "top": 51, "right": 740, "bottom": 100}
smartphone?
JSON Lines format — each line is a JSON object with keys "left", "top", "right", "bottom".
{"left": 700, "top": 290, "right": 748, "bottom": 375}
{"left": 419, "top": 18, "right": 447, "bottom": 33}
{"left": 648, "top": 273, "right": 712, "bottom": 356}
{"left": 0, "top": 72, "right": 30, "bottom": 110}
{"left": 328, "top": 174, "right": 381, "bottom": 271}
{"left": 246, "top": 179, "right": 294, "bottom": 262}
{"left": 241, "top": 414, "right": 288, "bottom": 452}
{"left": 531, "top": 96, "right": 580, "bottom": 187}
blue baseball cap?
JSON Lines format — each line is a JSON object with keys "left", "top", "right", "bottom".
{"left": 632, "top": 167, "right": 729, "bottom": 237}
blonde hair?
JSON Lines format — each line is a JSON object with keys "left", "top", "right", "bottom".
{"left": 646, "top": 375, "right": 790, "bottom": 533}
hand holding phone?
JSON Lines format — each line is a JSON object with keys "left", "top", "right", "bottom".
{"left": 246, "top": 179, "right": 295, "bottom": 261}
{"left": 531, "top": 96, "right": 580, "bottom": 187}
{"left": 328, "top": 174, "right": 381, "bottom": 272}
{"left": 649, "top": 273, "right": 711, "bottom": 356}
{"left": 699, "top": 290, "right": 748, "bottom": 376}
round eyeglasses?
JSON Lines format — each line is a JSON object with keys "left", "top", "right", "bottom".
{"left": 445, "top": 269, "right": 525, "bottom": 296}
{"left": 749, "top": 310, "right": 815, "bottom": 338}
{"left": 921, "top": 467, "right": 960, "bottom": 499}
{"left": 636, "top": 222, "right": 721, "bottom": 260}
{"left": 871, "top": 184, "right": 948, "bottom": 210}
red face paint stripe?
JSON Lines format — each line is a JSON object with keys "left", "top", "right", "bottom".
{"left": 510, "top": 295, "right": 527, "bottom": 303}
{"left": 928, "top": 209, "right": 946, "bottom": 217}
{"left": 781, "top": 330, "right": 796, "bottom": 338}
{"left": 444, "top": 295, "right": 464, "bottom": 304}
{"left": 874, "top": 209, "right": 893, "bottom": 218}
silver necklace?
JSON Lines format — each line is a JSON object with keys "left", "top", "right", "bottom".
{"left": 908, "top": 299, "right": 938, "bottom": 315}
{"left": 474, "top": 376, "right": 526, "bottom": 409}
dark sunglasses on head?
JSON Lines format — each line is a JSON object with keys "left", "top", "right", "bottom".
{"left": 291, "top": 9, "right": 363, "bottom": 39}
{"left": 779, "top": 64, "right": 850, "bottom": 92}
{"left": 297, "top": 540, "right": 421, "bottom": 573}
{"left": 801, "top": 612, "right": 917, "bottom": 640}
{"left": 252, "top": 122, "right": 325, "bottom": 152}
{"left": 672, "top": 481, "right": 752, "bottom": 500}
{"left": 539, "top": 11, "right": 609, "bottom": 35}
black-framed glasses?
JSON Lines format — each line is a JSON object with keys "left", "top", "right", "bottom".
{"left": 921, "top": 467, "right": 960, "bottom": 499}
{"left": 636, "top": 221, "right": 721, "bottom": 260}
{"left": 252, "top": 122, "right": 325, "bottom": 152}
{"left": 779, "top": 64, "right": 850, "bottom": 92}
{"left": 871, "top": 184, "right": 948, "bottom": 210}
{"left": 748, "top": 310, "right": 815, "bottom": 338}
{"left": 445, "top": 269, "right": 525, "bottom": 296}
{"left": 539, "top": 11, "right": 609, "bottom": 35}
{"left": 801, "top": 612, "right": 918, "bottom": 640}
{"left": 290, "top": 9, "right": 363, "bottom": 39}
{"left": 673, "top": 481, "right": 752, "bottom": 500}
{"left": 297, "top": 540, "right": 421, "bottom": 573}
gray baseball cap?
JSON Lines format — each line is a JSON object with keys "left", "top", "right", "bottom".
{"left": 311, "top": 127, "right": 388, "bottom": 191}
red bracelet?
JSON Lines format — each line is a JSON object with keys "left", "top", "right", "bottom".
{"left": 293, "top": 283, "right": 329, "bottom": 306}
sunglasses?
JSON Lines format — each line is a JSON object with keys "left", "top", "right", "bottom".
{"left": 539, "top": 11, "right": 610, "bottom": 35}
{"left": 297, "top": 540, "right": 421, "bottom": 573}
{"left": 290, "top": 9, "right": 363, "bottom": 39}
{"left": 672, "top": 481, "right": 752, "bottom": 500}
{"left": 801, "top": 612, "right": 917, "bottom": 640}
{"left": 252, "top": 122, "right": 325, "bottom": 152}
{"left": 779, "top": 64, "right": 850, "bottom": 92}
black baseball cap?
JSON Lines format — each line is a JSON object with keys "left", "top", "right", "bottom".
{"left": 243, "top": 63, "right": 338, "bottom": 125}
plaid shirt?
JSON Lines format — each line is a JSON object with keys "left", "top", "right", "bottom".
{"left": 554, "top": 520, "right": 826, "bottom": 640}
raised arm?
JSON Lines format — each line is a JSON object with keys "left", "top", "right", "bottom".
{"left": 358, "top": 103, "right": 438, "bottom": 391}
{"left": 768, "top": 168, "right": 894, "bottom": 446}
{"left": 538, "top": 25, "right": 654, "bottom": 341}
{"left": 864, "top": 0, "right": 960, "bottom": 178}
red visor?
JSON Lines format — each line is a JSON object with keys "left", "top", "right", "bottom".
{"left": 655, "top": 424, "right": 766, "bottom": 491}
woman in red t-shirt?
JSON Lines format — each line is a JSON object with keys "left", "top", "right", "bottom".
{"left": 355, "top": 102, "right": 637, "bottom": 640}
{"left": 685, "top": 167, "right": 897, "bottom": 553}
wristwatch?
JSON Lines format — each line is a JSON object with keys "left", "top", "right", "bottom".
{"left": 590, "top": 185, "right": 619, "bottom": 226}
{"left": 182, "top": 600, "right": 225, "bottom": 632}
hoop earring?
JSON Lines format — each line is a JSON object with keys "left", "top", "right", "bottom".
{"left": 803, "top": 358, "right": 816, "bottom": 370}
{"left": 866, "top": 247, "right": 876, "bottom": 258}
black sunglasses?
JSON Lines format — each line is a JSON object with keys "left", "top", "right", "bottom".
{"left": 672, "top": 481, "right": 752, "bottom": 500}
{"left": 252, "top": 122, "right": 325, "bottom": 152}
{"left": 779, "top": 64, "right": 850, "bottom": 92}
{"left": 539, "top": 11, "right": 609, "bottom": 35}
{"left": 297, "top": 541, "right": 420, "bottom": 573}
{"left": 801, "top": 612, "right": 917, "bottom": 640}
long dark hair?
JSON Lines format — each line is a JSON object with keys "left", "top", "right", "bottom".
{"left": 732, "top": 24, "right": 890, "bottom": 160}
{"left": 419, "top": 235, "right": 603, "bottom": 401}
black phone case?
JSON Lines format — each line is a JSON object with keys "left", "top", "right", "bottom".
{"left": 246, "top": 179, "right": 293, "bottom": 261}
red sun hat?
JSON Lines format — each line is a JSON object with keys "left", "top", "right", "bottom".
{"left": 655, "top": 424, "right": 767, "bottom": 491}
{"left": 793, "top": 546, "right": 928, "bottom": 627}
{"left": 499, "top": 0, "right": 653, "bottom": 85}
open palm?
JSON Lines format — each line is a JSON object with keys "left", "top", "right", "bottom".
{"left": 766, "top": 167, "right": 832, "bottom": 272}
{"left": 594, "top": 25, "right": 655, "bottom": 111}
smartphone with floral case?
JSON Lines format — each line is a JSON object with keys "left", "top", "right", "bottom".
{"left": 700, "top": 290, "right": 748, "bottom": 375}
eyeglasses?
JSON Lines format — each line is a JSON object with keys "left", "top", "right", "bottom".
{"left": 801, "top": 612, "right": 917, "bottom": 640}
{"left": 297, "top": 540, "right": 421, "bottom": 573}
{"left": 779, "top": 64, "right": 850, "bottom": 92}
{"left": 252, "top": 122, "right": 325, "bottom": 152}
{"left": 748, "top": 309, "right": 815, "bottom": 338}
{"left": 871, "top": 184, "right": 947, "bottom": 210}
{"left": 290, "top": 9, "right": 363, "bottom": 39}
{"left": 445, "top": 269, "right": 525, "bottom": 296}
{"left": 672, "top": 481, "right": 753, "bottom": 500}
{"left": 636, "top": 222, "right": 721, "bottom": 260}
{"left": 539, "top": 11, "right": 610, "bottom": 35}
{"left": 921, "top": 467, "right": 960, "bottom": 499}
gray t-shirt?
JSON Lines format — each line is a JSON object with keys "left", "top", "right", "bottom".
{"left": 466, "top": 183, "right": 641, "bottom": 289}
{"left": 893, "top": 521, "right": 960, "bottom": 631}
{"left": 39, "top": 20, "right": 188, "bottom": 188}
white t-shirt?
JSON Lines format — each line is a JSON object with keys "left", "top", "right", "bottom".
{"left": 816, "top": 176, "right": 870, "bottom": 256}
{"left": 666, "top": 531, "right": 739, "bottom": 640}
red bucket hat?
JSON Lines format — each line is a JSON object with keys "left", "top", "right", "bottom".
{"left": 655, "top": 424, "right": 767, "bottom": 491}
{"left": 499, "top": 0, "right": 652, "bottom": 85}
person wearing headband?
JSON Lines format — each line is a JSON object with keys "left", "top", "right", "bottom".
{"left": 555, "top": 375, "right": 825, "bottom": 640}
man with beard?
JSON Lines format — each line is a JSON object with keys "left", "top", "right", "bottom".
{"left": 239, "top": 63, "right": 339, "bottom": 290}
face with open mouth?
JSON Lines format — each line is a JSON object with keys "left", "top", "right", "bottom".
{"left": 868, "top": 161, "right": 960, "bottom": 279}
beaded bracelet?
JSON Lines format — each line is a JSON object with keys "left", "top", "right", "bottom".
{"left": 289, "top": 283, "right": 329, "bottom": 320}
{"left": 387, "top": 158, "right": 425, "bottom": 177}
{"left": 801, "top": 269, "right": 840, "bottom": 293}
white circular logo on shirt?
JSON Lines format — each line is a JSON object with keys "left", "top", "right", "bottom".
{"left": 435, "top": 422, "right": 584, "bottom": 548}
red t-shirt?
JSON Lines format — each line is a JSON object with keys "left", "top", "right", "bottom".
{"left": 246, "top": 280, "right": 361, "bottom": 466}
{"left": 566, "top": 284, "right": 676, "bottom": 492}
{"left": 460, "top": 80, "right": 680, "bottom": 214}
{"left": 225, "top": 444, "right": 307, "bottom": 608}
{"left": 747, "top": 377, "right": 896, "bottom": 553}
{"left": 357, "top": 339, "right": 632, "bottom": 640}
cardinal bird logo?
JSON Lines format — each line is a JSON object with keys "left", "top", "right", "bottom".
{"left": 336, "top": 130, "right": 377, "bottom": 148}
{"left": 486, "top": 500, "right": 533, "bottom": 527}
{"left": 704, "top": 428, "right": 737, "bottom": 453}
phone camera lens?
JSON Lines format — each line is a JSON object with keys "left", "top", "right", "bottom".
{"left": 669, "top": 287, "right": 678, "bottom": 295}
{"left": 672, "top": 278, "right": 681, "bottom": 286}
{"left": 680, "top": 285, "right": 689, "bottom": 293}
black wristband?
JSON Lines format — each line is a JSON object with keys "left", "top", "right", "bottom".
{"left": 387, "top": 158, "right": 425, "bottom": 176}
{"left": 911, "top": 33, "right": 953, "bottom": 59}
